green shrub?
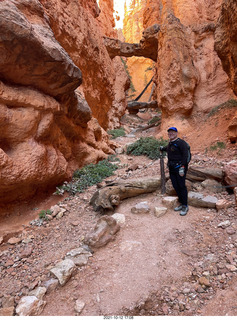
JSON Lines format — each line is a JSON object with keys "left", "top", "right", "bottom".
{"left": 55, "top": 159, "right": 118, "bottom": 195}
{"left": 126, "top": 137, "right": 168, "bottom": 160}
{"left": 208, "top": 99, "right": 237, "bottom": 117}
{"left": 148, "top": 115, "right": 161, "bottom": 125}
{"left": 210, "top": 141, "right": 226, "bottom": 151}
{"left": 107, "top": 154, "right": 120, "bottom": 162}
{"left": 39, "top": 209, "right": 52, "bottom": 220}
{"left": 108, "top": 127, "right": 126, "bottom": 139}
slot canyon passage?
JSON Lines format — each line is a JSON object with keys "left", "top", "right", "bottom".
{"left": 0, "top": 0, "right": 237, "bottom": 316}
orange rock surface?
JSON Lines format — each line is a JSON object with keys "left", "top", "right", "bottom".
{"left": 1, "top": 0, "right": 237, "bottom": 206}
{"left": 0, "top": 0, "right": 127, "bottom": 205}
{"left": 122, "top": 0, "right": 236, "bottom": 137}
{"left": 123, "top": 0, "right": 154, "bottom": 102}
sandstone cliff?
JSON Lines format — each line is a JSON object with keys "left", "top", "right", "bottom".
{"left": 123, "top": 0, "right": 154, "bottom": 102}
{"left": 214, "top": 0, "right": 237, "bottom": 142}
{"left": 0, "top": 0, "right": 128, "bottom": 205}
{"left": 122, "top": 0, "right": 236, "bottom": 138}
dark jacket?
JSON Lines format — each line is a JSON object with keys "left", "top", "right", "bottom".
{"left": 163, "top": 138, "right": 189, "bottom": 168}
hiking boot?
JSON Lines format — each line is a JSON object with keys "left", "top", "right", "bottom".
{"left": 174, "top": 205, "right": 183, "bottom": 211}
{"left": 180, "top": 205, "right": 189, "bottom": 216}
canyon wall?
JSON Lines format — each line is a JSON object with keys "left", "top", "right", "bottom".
{"left": 214, "top": 0, "right": 237, "bottom": 142}
{"left": 0, "top": 0, "right": 127, "bottom": 205}
{"left": 123, "top": 0, "right": 235, "bottom": 135}
{"left": 123, "top": 0, "right": 154, "bottom": 102}
{"left": 40, "top": 0, "right": 128, "bottom": 130}
{"left": 97, "top": 0, "right": 130, "bottom": 128}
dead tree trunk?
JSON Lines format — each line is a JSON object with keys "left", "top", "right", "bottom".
{"left": 186, "top": 166, "right": 224, "bottom": 182}
{"left": 160, "top": 152, "right": 166, "bottom": 194}
{"left": 90, "top": 177, "right": 161, "bottom": 213}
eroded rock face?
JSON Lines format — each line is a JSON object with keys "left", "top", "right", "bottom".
{"left": 228, "top": 111, "right": 237, "bottom": 143}
{"left": 157, "top": 13, "right": 199, "bottom": 116}
{"left": 156, "top": 0, "right": 233, "bottom": 120}
{"left": 96, "top": 0, "right": 129, "bottom": 129}
{"left": 123, "top": 0, "right": 154, "bottom": 102}
{"left": 0, "top": 0, "right": 81, "bottom": 99}
{"left": 214, "top": 0, "right": 237, "bottom": 142}
{"left": 123, "top": 0, "right": 235, "bottom": 132}
{"left": 215, "top": 0, "right": 237, "bottom": 96}
{"left": 0, "top": 0, "right": 117, "bottom": 205}
{"left": 39, "top": 0, "right": 128, "bottom": 130}
{"left": 224, "top": 161, "right": 237, "bottom": 189}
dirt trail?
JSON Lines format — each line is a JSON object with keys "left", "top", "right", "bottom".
{"left": 0, "top": 112, "right": 236, "bottom": 316}
{"left": 41, "top": 194, "right": 205, "bottom": 316}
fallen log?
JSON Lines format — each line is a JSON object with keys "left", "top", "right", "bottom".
{"left": 186, "top": 166, "right": 224, "bottom": 182}
{"left": 90, "top": 176, "right": 161, "bottom": 213}
{"left": 135, "top": 119, "right": 161, "bottom": 132}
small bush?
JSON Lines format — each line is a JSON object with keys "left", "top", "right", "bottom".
{"left": 208, "top": 99, "right": 237, "bottom": 117}
{"left": 108, "top": 127, "right": 126, "bottom": 139}
{"left": 210, "top": 141, "right": 226, "bottom": 151}
{"left": 39, "top": 209, "right": 52, "bottom": 220}
{"left": 148, "top": 115, "right": 161, "bottom": 125}
{"left": 126, "top": 137, "right": 168, "bottom": 160}
{"left": 107, "top": 154, "right": 120, "bottom": 162}
{"left": 55, "top": 159, "right": 118, "bottom": 195}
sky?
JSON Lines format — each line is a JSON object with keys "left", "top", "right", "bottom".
{"left": 114, "top": 0, "right": 127, "bottom": 29}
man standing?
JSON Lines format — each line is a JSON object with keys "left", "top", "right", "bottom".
{"left": 160, "top": 127, "right": 189, "bottom": 216}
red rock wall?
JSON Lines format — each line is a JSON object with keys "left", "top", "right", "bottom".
{"left": 123, "top": 0, "right": 154, "bottom": 102}
{"left": 96, "top": 0, "right": 129, "bottom": 127}
{"left": 215, "top": 0, "right": 237, "bottom": 96}
{"left": 0, "top": 0, "right": 127, "bottom": 205}
{"left": 214, "top": 0, "right": 237, "bottom": 142}
{"left": 39, "top": 0, "right": 115, "bottom": 129}
{"left": 133, "top": 0, "right": 235, "bottom": 134}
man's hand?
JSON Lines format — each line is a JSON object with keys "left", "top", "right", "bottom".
{"left": 179, "top": 166, "right": 185, "bottom": 177}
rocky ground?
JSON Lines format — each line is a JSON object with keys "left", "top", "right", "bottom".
{"left": 0, "top": 112, "right": 236, "bottom": 316}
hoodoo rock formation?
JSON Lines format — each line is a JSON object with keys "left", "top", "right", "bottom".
{"left": 114, "top": 0, "right": 237, "bottom": 138}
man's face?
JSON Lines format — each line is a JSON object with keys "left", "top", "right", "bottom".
{"left": 168, "top": 130, "right": 178, "bottom": 141}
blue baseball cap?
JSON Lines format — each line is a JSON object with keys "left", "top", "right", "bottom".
{"left": 167, "top": 127, "right": 178, "bottom": 132}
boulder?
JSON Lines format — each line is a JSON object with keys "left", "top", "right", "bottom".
{"left": 28, "top": 287, "right": 47, "bottom": 300}
{"left": 162, "top": 196, "right": 178, "bottom": 209}
{"left": 201, "top": 179, "right": 224, "bottom": 193}
{"left": 224, "top": 161, "right": 237, "bottom": 188}
{"left": 84, "top": 216, "right": 120, "bottom": 249}
{"left": 131, "top": 201, "right": 150, "bottom": 214}
{"left": 50, "top": 259, "right": 76, "bottom": 286}
{"left": 16, "top": 296, "right": 46, "bottom": 316}
{"left": 65, "top": 247, "right": 92, "bottom": 266}
{"left": 234, "top": 187, "right": 237, "bottom": 206}
{"left": 0, "top": 307, "right": 15, "bottom": 316}
{"left": 154, "top": 207, "right": 168, "bottom": 218}
{"left": 75, "top": 300, "right": 85, "bottom": 314}
{"left": 111, "top": 213, "right": 126, "bottom": 225}
{"left": 188, "top": 192, "right": 218, "bottom": 208}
